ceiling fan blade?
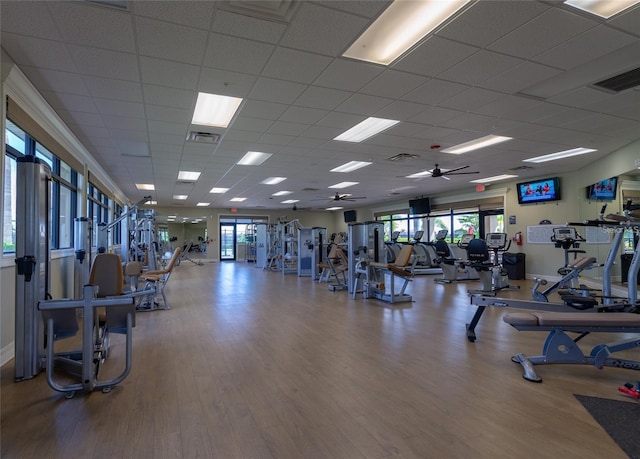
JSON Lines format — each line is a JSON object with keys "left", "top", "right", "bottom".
{"left": 444, "top": 165, "right": 470, "bottom": 174}
{"left": 445, "top": 171, "right": 480, "bottom": 175}
{"left": 441, "top": 175, "right": 450, "bottom": 181}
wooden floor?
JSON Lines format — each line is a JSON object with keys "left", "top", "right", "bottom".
{"left": 1, "top": 260, "right": 635, "bottom": 458}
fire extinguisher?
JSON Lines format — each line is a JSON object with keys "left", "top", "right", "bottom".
{"left": 514, "top": 231, "right": 523, "bottom": 246}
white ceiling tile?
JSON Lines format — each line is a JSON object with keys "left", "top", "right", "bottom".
{"left": 59, "top": 110, "right": 104, "bottom": 128}
{"left": 266, "top": 121, "right": 310, "bottom": 136}
{"left": 547, "top": 86, "right": 612, "bottom": 108}
{"left": 335, "top": 93, "right": 392, "bottom": 116}
{"left": 147, "top": 120, "right": 187, "bottom": 136}
{"left": 488, "top": 7, "right": 597, "bottom": 59}
{"left": 149, "top": 132, "right": 186, "bottom": 146}
{"left": 102, "top": 115, "right": 147, "bottom": 131}
{"left": 135, "top": 17, "right": 208, "bottom": 65}
{"left": 145, "top": 105, "right": 191, "bottom": 124}
{"left": 240, "top": 100, "right": 289, "bottom": 120}
{"left": 279, "top": 2, "right": 369, "bottom": 56}
{"left": 0, "top": 1, "right": 62, "bottom": 40}
{"left": 132, "top": 0, "right": 215, "bottom": 29}
{"left": 67, "top": 44, "right": 140, "bottom": 81}
{"left": 402, "top": 79, "right": 469, "bottom": 105}
{"left": 198, "top": 67, "right": 258, "bottom": 98}
{"left": 40, "top": 90, "right": 97, "bottom": 113}
{"left": 211, "top": 10, "right": 286, "bottom": 43}
{"left": 139, "top": 56, "right": 199, "bottom": 89}
{"left": 437, "top": 0, "right": 549, "bottom": 47}
{"left": 608, "top": 4, "right": 640, "bottom": 35}
{"left": 439, "top": 50, "right": 522, "bottom": 86}
{"left": 230, "top": 116, "right": 274, "bottom": 133}
{"left": 249, "top": 77, "right": 307, "bottom": 104}
{"left": 394, "top": 36, "right": 478, "bottom": 77}
{"left": 48, "top": 1, "right": 135, "bottom": 52}
{"left": 480, "top": 61, "right": 562, "bottom": 94}
{"left": 360, "top": 70, "right": 428, "bottom": 99}
{"left": 375, "top": 101, "right": 429, "bottom": 121}
{"left": 21, "top": 67, "right": 90, "bottom": 96}
{"left": 262, "top": 48, "right": 332, "bottom": 84}
{"left": 408, "top": 107, "right": 462, "bottom": 126}
{"left": 314, "top": 59, "right": 383, "bottom": 92}
{"left": 2, "top": 33, "right": 76, "bottom": 72}
{"left": 258, "top": 133, "right": 296, "bottom": 146}
{"left": 203, "top": 33, "right": 275, "bottom": 74}
{"left": 83, "top": 76, "right": 143, "bottom": 102}
{"left": 94, "top": 99, "right": 145, "bottom": 118}
{"left": 439, "top": 87, "right": 504, "bottom": 112}
{"left": 143, "top": 85, "right": 196, "bottom": 109}
{"left": 294, "top": 86, "right": 353, "bottom": 111}
{"left": 278, "top": 106, "right": 328, "bottom": 124}
{"left": 317, "top": 111, "right": 364, "bottom": 129}
{"left": 532, "top": 25, "right": 637, "bottom": 71}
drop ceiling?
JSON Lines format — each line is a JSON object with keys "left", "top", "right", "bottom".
{"left": 1, "top": 0, "right": 639, "bottom": 211}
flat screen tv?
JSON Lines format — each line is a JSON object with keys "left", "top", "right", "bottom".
{"left": 409, "top": 197, "right": 431, "bottom": 215}
{"left": 516, "top": 177, "right": 561, "bottom": 204}
{"left": 586, "top": 176, "right": 617, "bottom": 201}
{"left": 344, "top": 210, "right": 357, "bottom": 223}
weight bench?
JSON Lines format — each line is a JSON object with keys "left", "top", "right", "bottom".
{"left": 503, "top": 311, "right": 640, "bottom": 382}
{"left": 356, "top": 245, "right": 415, "bottom": 304}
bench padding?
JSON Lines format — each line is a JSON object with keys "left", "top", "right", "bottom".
{"left": 504, "top": 311, "right": 640, "bottom": 328}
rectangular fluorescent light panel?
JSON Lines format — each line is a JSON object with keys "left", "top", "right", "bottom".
{"left": 191, "top": 92, "right": 243, "bottom": 128}
{"left": 261, "top": 177, "right": 287, "bottom": 185}
{"left": 173, "top": 195, "right": 188, "bottom": 200}
{"left": 135, "top": 183, "right": 155, "bottom": 190}
{"left": 470, "top": 174, "right": 518, "bottom": 184}
{"left": 564, "top": 0, "right": 640, "bottom": 18}
{"left": 334, "top": 117, "right": 399, "bottom": 143}
{"left": 343, "top": 0, "right": 471, "bottom": 65}
{"left": 147, "top": 200, "right": 157, "bottom": 205}
{"left": 326, "top": 206, "right": 344, "bottom": 211}
{"left": 197, "top": 202, "right": 210, "bottom": 207}
{"left": 331, "top": 161, "right": 373, "bottom": 173}
{"left": 329, "top": 182, "right": 359, "bottom": 189}
{"left": 523, "top": 147, "right": 597, "bottom": 163}
{"left": 230, "top": 197, "right": 246, "bottom": 202}
{"left": 272, "top": 191, "right": 293, "bottom": 196}
{"left": 210, "top": 187, "right": 229, "bottom": 193}
{"left": 441, "top": 135, "right": 512, "bottom": 154}
{"left": 238, "top": 151, "right": 272, "bottom": 165}
{"left": 281, "top": 199, "right": 299, "bottom": 204}
{"left": 178, "top": 170, "right": 201, "bottom": 181}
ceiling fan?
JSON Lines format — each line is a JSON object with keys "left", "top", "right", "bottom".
{"left": 313, "top": 193, "right": 367, "bottom": 202}
{"left": 429, "top": 164, "right": 479, "bottom": 180}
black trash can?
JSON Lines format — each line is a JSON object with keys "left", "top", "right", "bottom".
{"left": 502, "top": 252, "right": 525, "bottom": 280}
{"left": 620, "top": 253, "right": 640, "bottom": 284}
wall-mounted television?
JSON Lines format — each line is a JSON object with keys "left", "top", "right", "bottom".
{"left": 409, "top": 197, "right": 431, "bottom": 215}
{"left": 586, "top": 176, "right": 617, "bottom": 201}
{"left": 344, "top": 210, "right": 357, "bottom": 223}
{"left": 516, "top": 177, "right": 561, "bottom": 204}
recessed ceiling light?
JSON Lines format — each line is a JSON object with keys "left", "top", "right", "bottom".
{"left": 281, "top": 199, "right": 299, "bottom": 204}
{"left": 441, "top": 135, "right": 512, "bottom": 154}
{"left": 523, "top": 147, "right": 597, "bottom": 163}
{"left": 178, "top": 170, "right": 201, "bottom": 181}
{"left": 136, "top": 183, "right": 155, "bottom": 190}
{"left": 334, "top": 117, "right": 399, "bottom": 143}
{"left": 168, "top": 215, "right": 176, "bottom": 218}
{"left": 147, "top": 200, "right": 157, "bottom": 205}
{"left": 230, "top": 197, "right": 246, "bottom": 202}
{"left": 237, "top": 151, "right": 272, "bottom": 166}
{"left": 343, "top": 0, "right": 471, "bottom": 65}
{"left": 173, "top": 195, "right": 188, "bottom": 200}
{"left": 331, "top": 161, "right": 373, "bottom": 173}
{"left": 272, "top": 191, "right": 293, "bottom": 196}
{"left": 191, "top": 92, "right": 243, "bottom": 128}
{"left": 197, "top": 202, "right": 210, "bottom": 207}
{"left": 326, "top": 206, "right": 344, "bottom": 211}
{"left": 564, "top": 0, "right": 640, "bottom": 18}
{"left": 470, "top": 174, "right": 518, "bottom": 184}
{"left": 261, "top": 177, "right": 287, "bottom": 185}
{"left": 210, "top": 187, "right": 229, "bottom": 193}
{"left": 329, "top": 182, "right": 359, "bottom": 189}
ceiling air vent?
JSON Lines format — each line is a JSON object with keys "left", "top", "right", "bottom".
{"left": 186, "top": 131, "right": 221, "bottom": 144}
{"left": 593, "top": 67, "right": 640, "bottom": 93}
{"left": 387, "top": 153, "right": 419, "bottom": 161}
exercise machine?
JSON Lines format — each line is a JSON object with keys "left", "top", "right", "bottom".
{"left": 467, "top": 233, "right": 519, "bottom": 296}
{"left": 410, "top": 230, "right": 442, "bottom": 275}
{"left": 353, "top": 244, "right": 415, "bottom": 304}
{"left": 348, "top": 221, "right": 385, "bottom": 295}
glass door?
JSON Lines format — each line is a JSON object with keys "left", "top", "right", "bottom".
{"left": 220, "top": 223, "right": 236, "bottom": 260}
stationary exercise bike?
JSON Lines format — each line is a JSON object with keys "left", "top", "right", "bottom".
{"left": 467, "top": 233, "right": 519, "bottom": 295}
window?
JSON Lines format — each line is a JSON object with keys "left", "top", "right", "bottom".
{"left": 4, "top": 119, "right": 80, "bottom": 253}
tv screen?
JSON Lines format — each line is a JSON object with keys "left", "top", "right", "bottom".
{"left": 587, "top": 177, "right": 617, "bottom": 201}
{"left": 516, "top": 177, "right": 561, "bottom": 204}
{"left": 409, "top": 197, "right": 430, "bottom": 215}
{"left": 344, "top": 210, "right": 357, "bottom": 223}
